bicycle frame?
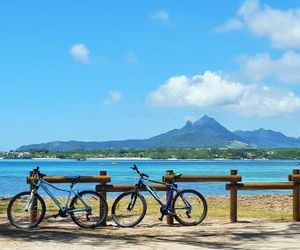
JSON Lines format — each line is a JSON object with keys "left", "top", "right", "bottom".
{"left": 32, "top": 178, "right": 91, "bottom": 214}
{"left": 136, "top": 177, "right": 177, "bottom": 210}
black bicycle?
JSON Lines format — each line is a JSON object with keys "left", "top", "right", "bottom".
{"left": 7, "top": 167, "right": 108, "bottom": 228}
{"left": 111, "top": 164, "right": 207, "bottom": 227}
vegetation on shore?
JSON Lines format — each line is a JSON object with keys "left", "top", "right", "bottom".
{"left": 1, "top": 148, "right": 300, "bottom": 160}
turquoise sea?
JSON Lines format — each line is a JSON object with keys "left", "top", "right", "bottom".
{"left": 0, "top": 159, "right": 299, "bottom": 196}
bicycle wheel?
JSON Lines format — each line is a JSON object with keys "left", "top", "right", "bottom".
{"left": 7, "top": 191, "right": 46, "bottom": 228}
{"left": 172, "top": 189, "right": 207, "bottom": 226}
{"left": 69, "top": 190, "right": 108, "bottom": 228}
{"left": 111, "top": 191, "right": 147, "bottom": 227}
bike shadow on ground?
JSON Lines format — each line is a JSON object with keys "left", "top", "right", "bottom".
{"left": 0, "top": 218, "right": 300, "bottom": 249}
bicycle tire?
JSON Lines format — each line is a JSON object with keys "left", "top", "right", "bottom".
{"left": 172, "top": 189, "right": 207, "bottom": 226}
{"left": 69, "top": 190, "right": 108, "bottom": 228}
{"left": 7, "top": 191, "right": 46, "bottom": 229}
{"left": 111, "top": 191, "right": 147, "bottom": 227}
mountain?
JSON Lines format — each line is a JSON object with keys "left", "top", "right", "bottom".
{"left": 17, "top": 115, "right": 300, "bottom": 151}
{"left": 144, "top": 115, "right": 245, "bottom": 148}
{"left": 234, "top": 128, "right": 300, "bottom": 148}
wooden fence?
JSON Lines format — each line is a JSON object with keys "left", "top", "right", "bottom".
{"left": 27, "top": 169, "right": 300, "bottom": 225}
{"left": 95, "top": 170, "right": 241, "bottom": 224}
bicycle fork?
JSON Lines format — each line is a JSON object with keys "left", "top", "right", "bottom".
{"left": 25, "top": 190, "right": 36, "bottom": 212}
{"left": 127, "top": 192, "right": 138, "bottom": 211}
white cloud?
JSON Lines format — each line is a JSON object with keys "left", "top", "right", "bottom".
{"left": 148, "top": 71, "right": 246, "bottom": 107}
{"left": 215, "top": 18, "right": 244, "bottom": 33}
{"left": 103, "top": 91, "right": 122, "bottom": 105}
{"left": 240, "top": 51, "right": 300, "bottom": 84}
{"left": 147, "top": 71, "right": 300, "bottom": 117}
{"left": 150, "top": 10, "right": 169, "bottom": 21}
{"left": 231, "top": 86, "right": 300, "bottom": 117}
{"left": 218, "top": 0, "right": 300, "bottom": 48}
{"left": 69, "top": 43, "right": 90, "bottom": 64}
{"left": 126, "top": 52, "right": 138, "bottom": 65}
{"left": 238, "top": 0, "right": 260, "bottom": 17}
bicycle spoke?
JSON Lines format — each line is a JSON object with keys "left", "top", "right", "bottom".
{"left": 112, "top": 192, "right": 147, "bottom": 227}
{"left": 70, "top": 191, "right": 107, "bottom": 228}
{"left": 7, "top": 192, "right": 45, "bottom": 228}
{"left": 172, "top": 190, "right": 207, "bottom": 226}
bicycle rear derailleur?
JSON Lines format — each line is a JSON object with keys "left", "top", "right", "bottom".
{"left": 159, "top": 207, "right": 174, "bottom": 221}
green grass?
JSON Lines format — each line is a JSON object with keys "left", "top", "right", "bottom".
{"left": 206, "top": 200, "right": 291, "bottom": 220}
{"left": 0, "top": 199, "right": 8, "bottom": 215}
{"left": 0, "top": 195, "right": 293, "bottom": 221}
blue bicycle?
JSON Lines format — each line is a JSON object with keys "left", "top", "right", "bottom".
{"left": 7, "top": 167, "right": 108, "bottom": 229}
{"left": 111, "top": 165, "right": 207, "bottom": 227}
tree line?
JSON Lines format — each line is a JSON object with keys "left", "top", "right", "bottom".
{"left": 2, "top": 148, "right": 300, "bottom": 160}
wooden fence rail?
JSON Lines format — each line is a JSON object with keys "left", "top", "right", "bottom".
{"left": 27, "top": 175, "right": 111, "bottom": 184}
{"left": 226, "top": 182, "right": 297, "bottom": 190}
{"left": 163, "top": 174, "right": 242, "bottom": 183}
{"left": 27, "top": 168, "right": 300, "bottom": 225}
{"left": 96, "top": 184, "right": 169, "bottom": 192}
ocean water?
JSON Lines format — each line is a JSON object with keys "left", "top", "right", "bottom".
{"left": 0, "top": 159, "right": 299, "bottom": 197}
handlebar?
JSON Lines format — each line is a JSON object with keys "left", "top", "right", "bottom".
{"left": 31, "top": 166, "right": 47, "bottom": 179}
{"left": 131, "top": 164, "right": 149, "bottom": 179}
{"left": 131, "top": 164, "right": 139, "bottom": 172}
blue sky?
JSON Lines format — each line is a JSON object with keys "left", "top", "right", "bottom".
{"left": 1, "top": 0, "right": 300, "bottom": 150}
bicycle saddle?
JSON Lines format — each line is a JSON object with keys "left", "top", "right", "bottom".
{"left": 65, "top": 176, "right": 81, "bottom": 182}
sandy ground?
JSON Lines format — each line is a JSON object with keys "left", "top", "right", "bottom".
{"left": 1, "top": 216, "right": 300, "bottom": 250}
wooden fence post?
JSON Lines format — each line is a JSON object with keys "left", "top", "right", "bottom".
{"left": 166, "top": 170, "right": 174, "bottom": 225}
{"left": 230, "top": 169, "right": 238, "bottom": 223}
{"left": 292, "top": 169, "right": 300, "bottom": 221}
{"left": 99, "top": 171, "right": 107, "bottom": 225}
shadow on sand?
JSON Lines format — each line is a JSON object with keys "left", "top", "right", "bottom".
{"left": 1, "top": 218, "right": 300, "bottom": 249}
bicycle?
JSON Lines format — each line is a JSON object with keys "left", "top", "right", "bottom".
{"left": 7, "top": 167, "right": 108, "bottom": 229}
{"left": 111, "top": 164, "right": 207, "bottom": 227}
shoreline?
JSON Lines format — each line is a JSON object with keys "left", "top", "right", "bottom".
{"left": 0, "top": 157, "right": 291, "bottom": 161}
